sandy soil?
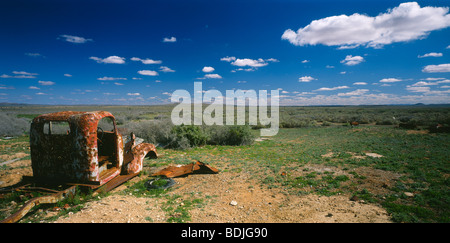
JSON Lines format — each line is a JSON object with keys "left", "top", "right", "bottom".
{"left": 1, "top": 156, "right": 393, "bottom": 223}
{"left": 51, "top": 171, "right": 391, "bottom": 223}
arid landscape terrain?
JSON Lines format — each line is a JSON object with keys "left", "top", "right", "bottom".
{"left": 1, "top": 105, "right": 449, "bottom": 223}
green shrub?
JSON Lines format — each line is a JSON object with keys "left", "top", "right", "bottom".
{"left": 376, "top": 118, "right": 399, "bottom": 125}
{"left": 321, "top": 121, "right": 331, "bottom": 126}
{"left": 128, "top": 120, "right": 254, "bottom": 149}
{"left": 172, "top": 125, "right": 208, "bottom": 147}
{"left": 280, "top": 118, "right": 315, "bottom": 128}
{"left": 223, "top": 125, "right": 255, "bottom": 146}
{"left": 398, "top": 120, "right": 418, "bottom": 129}
{"left": 206, "top": 125, "right": 255, "bottom": 146}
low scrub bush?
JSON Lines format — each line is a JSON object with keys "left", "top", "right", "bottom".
{"left": 206, "top": 125, "right": 255, "bottom": 146}
{"left": 0, "top": 113, "right": 30, "bottom": 136}
{"left": 172, "top": 125, "right": 208, "bottom": 147}
{"left": 127, "top": 119, "right": 254, "bottom": 149}
{"left": 321, "top": 121, "right": 331, "bottom": 126}
{"left": 376, "top": 119, "right": 398, "bottom": 125}
{"left": 280, "top": 118, "right": 315, "bottom": 128}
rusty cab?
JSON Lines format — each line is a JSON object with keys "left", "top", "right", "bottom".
{"left": 29, "top": 111, "right": 158, "bottom": 187}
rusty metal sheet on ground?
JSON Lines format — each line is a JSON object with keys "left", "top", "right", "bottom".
{"left": 152, "top": 161, "right": 219, "bottom": 178}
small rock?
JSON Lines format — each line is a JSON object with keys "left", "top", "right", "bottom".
{"left": 365, "top": 153, "right": 383, "bottom": 158}
{"left": 404, "top": 192, "right": 414, "bottom": 197}
{"left": 230, "top": 200, "right": 238, "bottom": 206}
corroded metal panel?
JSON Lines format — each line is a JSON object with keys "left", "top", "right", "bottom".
{"left": 122, "top": 133, "right": 158, "bottom": 174}
{"left": 30, "top": 111, "right": 115, "bottom": 184}
{"left": 30, "top": 111, "right": 158, "bottom": 186}
{"left": 152, "top": 161, "right": 219, "bottom": 178}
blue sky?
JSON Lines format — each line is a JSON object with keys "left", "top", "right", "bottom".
{"left": 1, "top": 0, "right": 449, "bottom": 105}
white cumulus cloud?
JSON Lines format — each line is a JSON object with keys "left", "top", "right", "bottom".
{"left": 338, "top": 89, "right": 369, "bottom": 96}
{"left": 138, "top": 70, "right": 159, "bottom": 76}
{"left": 220, "top": 56, "right": 236, "bottom": 62}
{"left": 353, "top": 82, "right": 367, "bottom": 85}
{"left": 380, "top": 78, "right": 403, "bottom": 83}
{"left": 202, "top": 66, "right": 215, "bottom": 73}
{"left": 298, "top": 76, "right": 316, "bottom": 82}
{"left": 163, "top": 37, "right": 176, "bottom": 42}
{"left": 204, "top": 74, "right": 222, "bottom": 79}
{"left": 221, "top": 57, "right": 277, "bottom": 69}
{"left": 97, "top": 77, "right": 127, "bottom": 81}
{"left": 159, "top": 66, "right": 175, "bottom": 72}
{"left": 131, "top": 57, "right": 162, "bottom": 64}
{"left": 282, "top": 2, "right": 450, "bottom": 48}
{"left": 90, "top": 56, "right": 125, "bottom": 64}
{"left": 341, "top": 55, "right": 364, "bottom": 66}
{"left": 422, "top": 63, "right": 450, "bottom": 73}
{"left": 406, "top": 86, "right": 431, "bottom": 92}
{"left": 59, "top": 34, "right": 92, "bottom": 44}
{"left": 418, "top": 52, "right": 443, "bottom": 58}
{"left": 1, "top": 71, "right": 38, "bottom": 79}
{"left": 13, "top": 71, "right": 37, "bottom": 76}
{"left": 411, "top": 81, "right": 439, "bottom": 86}
{"left": 231, "top": 58, "right": 268, "bottom": 68}
{"left": 315, "top": 86, "right": 350, "bottom": 91}
{"left": 38, "top": 80, "right": 55, "bottom": 86}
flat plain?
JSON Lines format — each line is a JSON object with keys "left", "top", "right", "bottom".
{"left": 1, "top": 104, "right": 449, "bottom": 223}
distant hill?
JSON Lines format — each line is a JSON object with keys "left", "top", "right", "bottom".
{"left": 0, "top": 102, "right": 38, "bottom": 107}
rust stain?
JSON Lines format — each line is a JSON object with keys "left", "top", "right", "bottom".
{"left": 152, "top": 160, "right": 219, "bottom": 178}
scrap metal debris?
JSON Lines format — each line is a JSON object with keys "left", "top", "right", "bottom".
{"left": 152, "top": 160, "right": 219, "bottom": 178}
{"left": 1, "top": 184, "right": 77, "bottom": 223}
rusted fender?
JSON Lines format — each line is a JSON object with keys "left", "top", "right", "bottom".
{"left": 122, "top": 133, "right": 158, "bottom": 175}
{"left": 152, "top": 160, "right": 219, "bottom": 178}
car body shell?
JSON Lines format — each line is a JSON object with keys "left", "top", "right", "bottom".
{"left": 30, "top": 111, "right": 157, "bottom": 185}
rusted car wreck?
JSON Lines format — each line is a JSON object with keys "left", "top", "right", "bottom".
{"left": 1, "top": 111, "right": 158, "bottom": 223}
{"left": 30, "top": 111, "right": 157, "bottom": 184}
